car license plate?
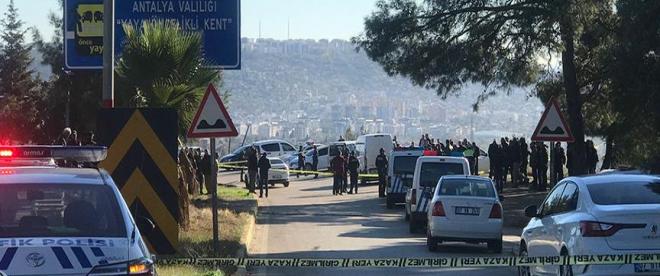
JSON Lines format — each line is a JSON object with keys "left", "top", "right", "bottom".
{"left": 455, "top": 207, "right": 480, "bottom": 216}
{"left": 635, "top": 263, "right": 660, "bottom": 273}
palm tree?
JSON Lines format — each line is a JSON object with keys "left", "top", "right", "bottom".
{"left": 115, "top": 20, "right": 221, "bottom": 137}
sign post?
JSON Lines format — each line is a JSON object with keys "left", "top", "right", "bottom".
{"left": 187, "top": 83, "right": 239, "bottom": 254}
{"left": 531, "top": 97, "right": 574, "bottom": 187}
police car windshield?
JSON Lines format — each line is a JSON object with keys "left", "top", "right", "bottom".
{"left": 419, "top": 163, "right": 465, "bottom": 187}
{"left": 393, "top": 156, "right": 418, "bottom": 175}
{"left": 0, "top": 184, "right": 126, "bottom": 238}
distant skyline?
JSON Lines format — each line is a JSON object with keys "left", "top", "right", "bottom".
{"left": 0, "top": 0, "right": 379, "bottom": 42}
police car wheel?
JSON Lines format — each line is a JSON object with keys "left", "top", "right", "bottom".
{"left": 284, "top": 181, "right": 290, "bottom": 187}
{"left": 427, "top": 230, "right": 439, "bottom": 252}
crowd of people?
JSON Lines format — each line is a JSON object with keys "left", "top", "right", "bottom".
{"left": 394, "top": 134, "right": 484, "bottom": 176}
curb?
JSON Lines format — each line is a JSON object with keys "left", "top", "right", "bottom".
{"left": 232, "top": 198, "right": 257, "bottom": 276}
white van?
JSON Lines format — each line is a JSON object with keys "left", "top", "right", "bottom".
{"left": 386, "top": 148, "right": 424, "bottom": 209}
{"left": 405, "top": 156, "right": 471, "bottom": 233}
{"left": 252, "top": 139, "right": 297, "bottom": 159}
{"left": 355, "top": 134, "right": 394, "bottom": 173}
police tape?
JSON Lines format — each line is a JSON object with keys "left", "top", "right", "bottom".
{"left": 217, "top": 163, "right": 380, "bottom": 179}
{"left": 156, "top": 254, "right": 660, "bottom": 268}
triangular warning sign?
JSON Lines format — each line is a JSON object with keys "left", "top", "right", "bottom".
{"left": 187, "top": 84, "right": 239, "bottom": 138}
{"left": 531, "top": 98, "right": 574, "bottom": 142}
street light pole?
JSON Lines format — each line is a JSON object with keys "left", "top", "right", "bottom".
{"left": 102, "top": 0, "right": 114, "bottom": 108}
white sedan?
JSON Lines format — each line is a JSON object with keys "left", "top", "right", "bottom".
{"left": 519, "top": 174, "right": 660, "bottom": 276}
{"left": 426, "top": 175, "right": 503, "bottom": 252}
{"left": 267, "top": 157, "right": 290, "bottom": 187}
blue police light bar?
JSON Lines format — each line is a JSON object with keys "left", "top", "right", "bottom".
{"left": 0, "top": 146, "right": 107, "bottom": 162}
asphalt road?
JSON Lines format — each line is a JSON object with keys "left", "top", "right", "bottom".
{"left": 219, "top": 172, "right": 521, "bottom": 276}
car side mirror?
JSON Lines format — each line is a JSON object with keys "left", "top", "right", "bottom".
{"left": 136, "top": 216, "right": 155, "bottom": 235}
{"left": 524, "top": 205, "right": 539, "bottom": 218}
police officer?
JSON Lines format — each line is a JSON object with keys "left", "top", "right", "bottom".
{"left": 312, "top": 145, "right": 319, "bottom": 179}
{"left": 375, "top": 148, "right": 388, "bottom": 198}
{"left": 296, "top": 148, "right": 305, "bottom": 178}
{"left": 257, "top": 153, "right": 271, "bottom": 198}
{"left": 246, "top": 146, "right": 258, "bottom": 193}
{"left": 348, "top": 152, "right": 360, "bottom": 194}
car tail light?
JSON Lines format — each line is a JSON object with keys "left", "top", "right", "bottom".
{"left": 0, "top": 149, "right": 13, "bottom": 157}
{"left": 489, "top": 203, "right": 502, "bottom": 219}
{"left": 411, "top": 189, "right": 417, "bottom": 205}
{"left": 432, "top": 201, "right": 445, "bottom": 217}
{"left": 580, "top": 221, "right": 646, "bottom": 237}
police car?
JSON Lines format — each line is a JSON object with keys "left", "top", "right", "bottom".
{"left": 0, "top": 146, "right": 156, "bottom": 276}
{"left": 386, "top": 148, "right": 423, "bottom": 209}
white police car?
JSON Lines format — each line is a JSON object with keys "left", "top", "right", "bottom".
{"left": 0, "top": 146, "right": 156, "bottom": 276}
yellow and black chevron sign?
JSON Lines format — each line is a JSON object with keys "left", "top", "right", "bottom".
{"left": 97, "top": 109, "right": 179, "bottom": 254}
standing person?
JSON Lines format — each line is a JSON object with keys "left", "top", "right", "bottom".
{"left": 471, "top": 142, "right": 480, "bottom": 175}
{"left": 530, "top": 143, "right": 539, "bottom": 190}
{"left": 330, "top": 153, "right": 345, "bottom": 195}
{"left": 296, "top": 150, "right": 305, "bottom": 178}
{"left": 488, "top": 140, "right": 498, "bottom": 180}
{"left": 67, "top": 130, "right": 81, "bottom": 146}
{"left": 312, "top": 145, "right": 319, "bottom": 179}
{"left": 348, "top": 152, "right": 360, "bottom": 194}
{"left": 519, "top": 138, "right": 529, "bottom": 185}
{"left": 342, "top": 149, "right": 349, "bottom": 193}
{"left": 55, "top": 128, "right": 72, "bottom": 145}
{"left": 419, "top": 135, "right": 428, "bottom": 149}
{"left": 554, "top": 142, "right": 566, "bottom": 182}
{"left": 538, "top": 144, "right": 549, "bottom": 191}
{"left": 510, "top": 138, "right": 521, "bottom": 187}
{"left": 566, "top": 143, "right": 574, "bottom": 176}
{"left": 82, "top": 131, "right": 97, "bottom": 145}
{"left": 586, "top": 140, "right": 599, "bottom": 174}
{"left": 201, "top": 150, "right": 212, "bottom": 194}
{"left": 257, "top": 153, "right": 271, "bottom": 198}
{"left": 500, "top": 138, "right": 510, "bottom": 185}
{"left": 246, "top": 146, "right": 258, "bottom": 194}
{"left": 194, "top": 149, "right": 204, "bottom": 194}
{"left": 375, "top": 148, "right": 388, "bottom": 198}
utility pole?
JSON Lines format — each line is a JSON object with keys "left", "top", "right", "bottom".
{"left": 102, "top": 0, "right": 114, "bottom": 108}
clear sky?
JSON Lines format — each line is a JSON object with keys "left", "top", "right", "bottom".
{"left": 0, "top": 0, "right": 380, "bottom": 41}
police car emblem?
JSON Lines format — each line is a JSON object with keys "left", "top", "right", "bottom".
{"left": 25, "top": 252, "right": 45, "bottom": 267}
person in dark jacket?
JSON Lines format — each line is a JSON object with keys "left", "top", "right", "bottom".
{"left": 586, "top": 140, "right": 599, "bottom": 174}
{"left": 519, "top": 138, "right": 529, "bottom": 185}
{"left": 530, "top": 142, "right": 539, "bottom": 190}
{"left": 375, "top": 148, "right": 389, "bottom": 198}
{"left": 312, "top": 146, "right": 319, "bottom": 179}
{"left": 488, "top": 140, "right": 498, "bottom": 180}
{"left": 554, "top": 142, "right": 566, "bottom": 183}
{"left": 538, "top": 144, "right": 549, "bottom": 191}
{"left": 347, "top": 152, "right": 360, "bottom": 194}
{"left": 296, "top": 151, "right": 305, "bottom": 178}
{"left": 509, "top": 138, "right": 521, "bottom": 187}
{"left": 471, "top": 142, "right": 480, "bottom": 175}
{"left": 257, "top": 153, "right": 271, "bottom": 198}
{"left": 330, "top": 153, "right": 346, "bottom": 195}
{"left": 342, "top": 149, "right": 350, "bottom": 193}
{"left": 246, "top": 146, "right": 258, "bottom": 193}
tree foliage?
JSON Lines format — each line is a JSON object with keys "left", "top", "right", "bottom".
{"left": 0, "top": 0, "right": 44, "bottom": 143}
{"left": 354, "top": 0, "right": 620, "bottom": 174}
{"left": 115, "top": 21, "right": 220, "bottom": 138}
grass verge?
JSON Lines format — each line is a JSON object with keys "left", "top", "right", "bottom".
{"left": 159, "top": 186, "right": 256, "bottom": 276}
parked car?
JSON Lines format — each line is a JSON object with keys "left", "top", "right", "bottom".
{"left": 252, "top": 139, "right": 297, "bottom": 159}
{"left": 405, "top": 156, "right": 471, "bottom": 233}
{"left": 426, "top": 175, "right": 503, "bottom": 252}
{"left": 219, "top": 145, "right": 250, "bottom": 169}
{"left": 519, "top": 174, "right": 660, "bottom": 276}
{"left": 267, "top": 157, "right": 290, "bottom": 187}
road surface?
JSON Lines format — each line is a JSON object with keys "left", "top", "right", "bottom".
{"left": 218, "top": 172, "right": 521, "bottom": 275}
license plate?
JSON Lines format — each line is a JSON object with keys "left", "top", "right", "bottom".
{"left": 455, "top": 207, "right": 480, "bottom": 216}
{"left": 635, "top": 263, "right": 660, "bottom": 273}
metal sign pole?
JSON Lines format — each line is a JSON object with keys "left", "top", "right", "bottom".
{"left": 102, "top": 0, "right": 114, "bottom": 108}
{"left": 549, "top": 142, "right": 555, "bottom": 186}
{"left": 210, "top": 138, "right": 219, "bottom": 254}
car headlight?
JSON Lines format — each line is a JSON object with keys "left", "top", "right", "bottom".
{"left": 88, "top": 258, "right": 155, "bottom": 276}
